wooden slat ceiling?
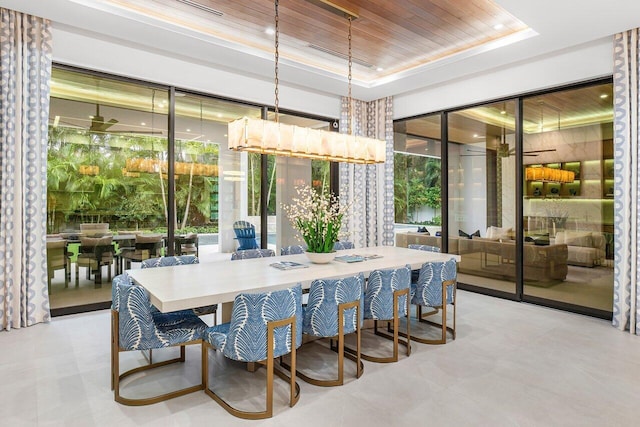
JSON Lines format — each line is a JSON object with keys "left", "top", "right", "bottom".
{"left": 108, "top": 0, "right": 528, "bottom": 81}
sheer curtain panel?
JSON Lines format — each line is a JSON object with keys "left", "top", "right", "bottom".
{"left": 613, "top": 29, "right": 640, "bottom": 334}
{"left": 0, "top": 8, "right": 52, "bottom": 330}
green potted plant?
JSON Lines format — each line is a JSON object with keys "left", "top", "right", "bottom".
{"left": 282, "top": 185, "right": 350, "bottom": 263}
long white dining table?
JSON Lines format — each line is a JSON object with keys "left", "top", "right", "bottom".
{"left": 127, "top": 245, "right": 460, "bottom": 317}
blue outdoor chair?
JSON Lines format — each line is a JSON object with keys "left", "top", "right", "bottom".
{"left": 333, "top": 241, "right": 355, "bottom": 251}
{"left": 296, "top": 274, "right": 364, "bottom": 386}
{"left": 141, "top": 256, "right": 218, "bottom": 319}
{"left": 280, "top": 244, "right": 307, "bottom": 255}
{"left": 352, "top": 266, "right": 412, "bottom": 363}
{"left": 202, "top": 284, "right": 303, "bottom": 419}
{"left": 410, "top": 258, "right": 457, "bottom": 345}
{"left": 233, "top": 220, "right": 259, "bottom": 250}
{"left": 111, "top": 273, "right": 207, "bottom": 406}
{"left": 231, "top": 248, "right": 275, "bottom": 260}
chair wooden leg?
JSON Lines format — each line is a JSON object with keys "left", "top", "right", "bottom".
{"left": 288, "top": 301, "right": 363, "bottom": 387}
{"left": 112, "top": 309, "right": 203, "bottom": 406}
{"left": 348, "top": 288, "right": 410, "bottom": 363}
{"left": 407, "top": 280, "right": 456, "bottom": 345}
{"left": 204, "top": 316, "right": 299, "bottom": 419}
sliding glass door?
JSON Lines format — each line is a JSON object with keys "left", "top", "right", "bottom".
{"left": 522, "top": 83, "right": 614, "bottom": 315}
{"left": 447, "top": 100, "right": 517, "bottom": 295}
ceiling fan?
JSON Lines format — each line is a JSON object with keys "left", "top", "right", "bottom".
{"left": 461, "top": 144, "right": 556, "bottom": 157}
{"left": 89, "top": 104, "right": 118, "bottom": 132}
{"left": 497, "top": 143, "right": 556, "bottom": 158}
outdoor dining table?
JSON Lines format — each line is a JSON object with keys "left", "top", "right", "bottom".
{"left": 127, "top": 245, "right": 460, "bottom": 322}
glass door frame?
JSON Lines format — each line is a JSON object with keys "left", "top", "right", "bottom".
{"left": 400, "top": 77, "right": 614, "bottom": 320}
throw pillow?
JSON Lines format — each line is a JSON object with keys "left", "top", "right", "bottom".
{"left": 563, "top": 231, "right": 593, "bottom": 248}
{"left": 486, "top": 226, "right": 513, "bottom": 240}
{"left": 459, "top": 229, "right": 480, "bottom": 239}
{"left": 416, "top": 227, "right": 430, "bottom": 235}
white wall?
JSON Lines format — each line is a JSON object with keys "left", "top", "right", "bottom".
{"left": 448, "top": 144, "right": 488, "bottom": 236}
{"left": 51, "top": 27, "right": 341, "bottom": 120}
{"left": 51, "top": 27, "right": 613, "bottom": 127}
{"left": 393, "top": 38, "right": 613, "bottom": 120}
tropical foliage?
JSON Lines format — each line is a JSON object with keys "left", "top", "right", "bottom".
{"left": 394, "top": 152, "right": 442, "bottom": 224}
{"left": 47, "top": 126, "right": 218, "bottom": 233}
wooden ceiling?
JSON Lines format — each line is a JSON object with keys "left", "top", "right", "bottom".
{"left": 108, "top": 0, "right": 528, "bottom": 81}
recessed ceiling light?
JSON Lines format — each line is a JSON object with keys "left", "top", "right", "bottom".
{"left": 217, "top": 113, "right": 223, "bottom": 118}
{"left": 600, "top": 94, "right": 608, "bottom": 99}
{"left": 140, "top": 122, "right": 146, "bottom": 126}
{"left": 376, "top": 67, "right": 384, "bottom": 72}
{"left": 500, "top": 110, "right": 506, "bottom": 115}
{"left": 89, "top": 115, "right": 94, "bottom": 119}
{"left": 265, "top": 27, "right": 275, "bottom": 35}
{"left": 224, "top": 134, "right": 228, "bottom": 137}
{"left": 473, "top": 133, "right": 479, "bottom": 138}
{"left": 493, "top": 23, "right": 504, "bottom": 30}
{"left": 186, "top": 128, "right": 191, "bottom": 132}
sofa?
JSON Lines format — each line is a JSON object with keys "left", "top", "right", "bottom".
{"left": 552, "top": 230, "right": 605, "bottom": 267}
{"left": 396, "top": 231, "right": 568, "bottom": 283}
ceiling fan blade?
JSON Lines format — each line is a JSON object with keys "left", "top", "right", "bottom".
{"left": 524, "top": 148, "right": 556, "bottom": 154}
{"left": 523, "top": 153, "right": 539, "bottom": 157}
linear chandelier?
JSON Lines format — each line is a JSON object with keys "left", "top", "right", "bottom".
{"left": 227, "top": 0, "right": 386, "bottom": 164}
{"left": 525, "top": 166, "right": 575, "bottom": 183}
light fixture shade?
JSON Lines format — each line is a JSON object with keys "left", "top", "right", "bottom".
{"left": 228, "top": 117, "right": 386, "bottom": 164}
{"left": 525, "top": 166, "right": 574, "bottom": 183}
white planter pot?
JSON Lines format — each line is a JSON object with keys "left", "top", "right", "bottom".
{"left": 305, "top": 251, "right": 336, "bottom": 264}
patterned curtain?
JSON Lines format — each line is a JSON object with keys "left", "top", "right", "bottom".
{"left": 612, "top": 29, "right": 640, "bottom": 334}
{"left": 339, "top": 97, "right": 394, "bottom": 248}
{"left": 0, "top": 9, "right": 52, "bottom": 330}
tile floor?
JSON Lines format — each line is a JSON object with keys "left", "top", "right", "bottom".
{"left": 2, "top": 291, "right": 639, "bottom": 426}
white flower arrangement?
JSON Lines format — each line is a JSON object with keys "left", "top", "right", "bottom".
{"left": 282, "top": 185, "right": 350, "bottom": 253}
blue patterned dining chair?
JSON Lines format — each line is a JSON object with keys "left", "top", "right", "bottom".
{"left": 230, "top": 248, "right": 275, "bottom": 260}
{"left": 333, "top": 241, "right": 355, "bottom": 251}
{"left": 410, "top": 258, "right": 457, "bottom": 345}
{"left": 296, "top": 273, "right": 364, "bottom": 386}
{"left": 141, "top": 256, "right": 218, "bottom": 320}
{"left": 350, "top": 266, "right": 411, "bottom": 363}
{"left": 280, "top": 244, "right": 307, "bottom": 255}
{"left": 407, "top": 244, "right": 441, "bottom": 283}
{"left": 407, "top": 244, "right": 441, "bottom": 253}
{"left": 202, "top": 284, "right": 303, "bottom": 419}
{"left": 111, "top": 273, "right": 207, "bottom": 406}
